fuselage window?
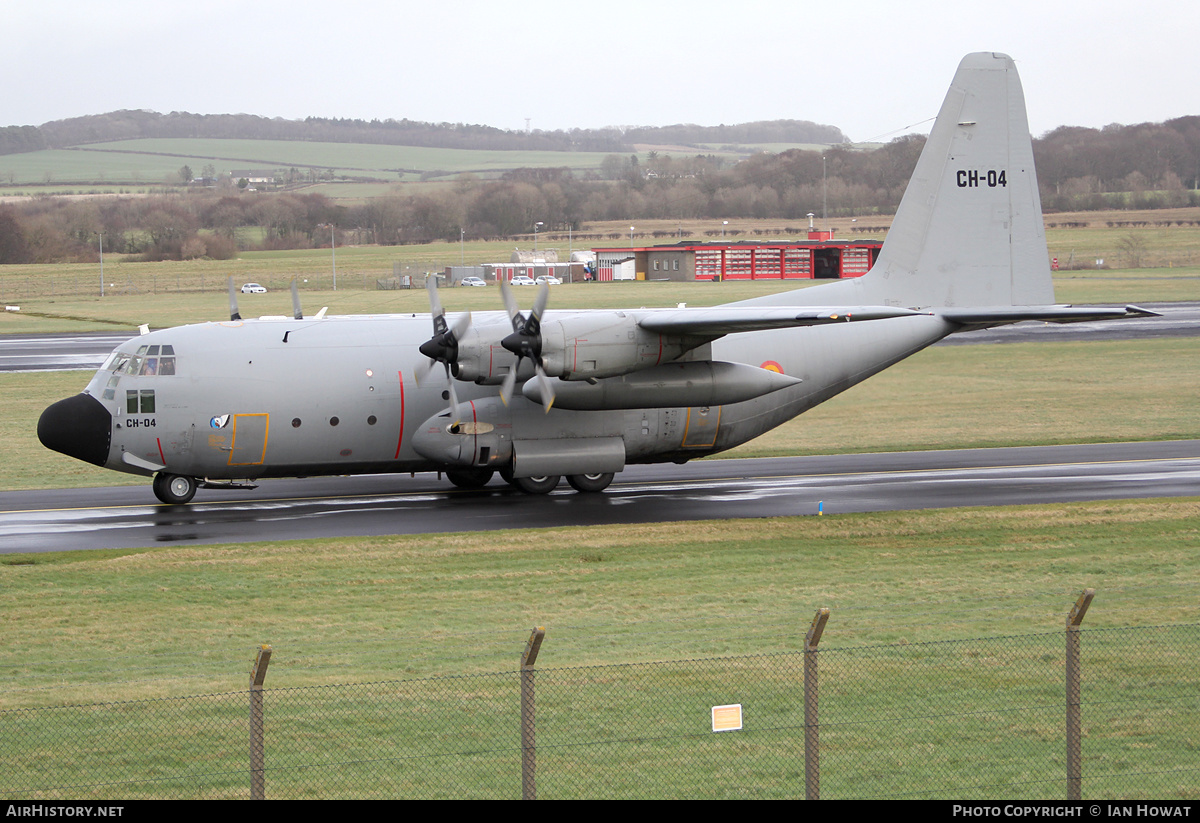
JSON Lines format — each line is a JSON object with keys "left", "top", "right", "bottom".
{"left": 126, "top": 389, "right": 156, "bottom": 414}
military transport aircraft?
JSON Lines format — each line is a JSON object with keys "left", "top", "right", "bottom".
{"left": 39, "top": 53, "right": 1154, "bottom": 504}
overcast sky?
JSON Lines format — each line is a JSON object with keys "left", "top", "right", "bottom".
{"left": 6, "top": 0, "right": 1196, "bottom": 142}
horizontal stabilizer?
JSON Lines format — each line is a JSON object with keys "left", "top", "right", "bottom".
{"left": 637, "top": 306, "right": 928, "bottom": 337}
{"left": 939, "top": 305, "right": 1160, "bottom": 328}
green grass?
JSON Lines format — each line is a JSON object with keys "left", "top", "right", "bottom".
{"left": 2, "top": 500, "right": 1197, "bottom": 695}
{"left": 1, "top": 503, "right": 1197, "bottom": 797}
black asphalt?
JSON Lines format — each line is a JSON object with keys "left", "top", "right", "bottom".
{"left": 2, "top": 441, "right": 1197, "bottom": 553}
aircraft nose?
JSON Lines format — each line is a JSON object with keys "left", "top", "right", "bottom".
{"left": 38, "top": 393, "right": 113, "bottom": 467}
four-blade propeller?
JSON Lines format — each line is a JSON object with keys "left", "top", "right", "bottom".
{"left": 498, "top": 278, "right": 555, "bottom": 412}
{"left": 416, "top": 276, "right": 472, "bottom": 422}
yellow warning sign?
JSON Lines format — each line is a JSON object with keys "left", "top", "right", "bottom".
{"left": 711, "top": 703, "right": 743, "bottom": 732}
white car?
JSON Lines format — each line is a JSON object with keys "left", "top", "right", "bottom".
{"left": 240, "top": 283, "right": 267, "bottom": 294}
{"left": 510, "top": 275, "right": 536, "bottom": 286}
{"left": 460, "top": 276, "right": 487, "bottom": 287}
{"left": 535, "top": 275, "right": 561, "bottom": 285}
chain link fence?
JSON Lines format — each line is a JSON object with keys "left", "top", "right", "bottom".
{"left": 3, "top": 616, "right": 1197, "bottom": 799}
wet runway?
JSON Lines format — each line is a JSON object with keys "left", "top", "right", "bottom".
{"left": 2, "top": 440, "right": 1197, "bottom": 553}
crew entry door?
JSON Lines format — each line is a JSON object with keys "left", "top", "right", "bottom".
{"left": 229, "top": 413, "right": 269, "bottom": 466}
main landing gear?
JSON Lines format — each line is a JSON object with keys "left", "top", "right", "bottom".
{"left": 152, "top": 472, "right": 198, "bottom": 505}
{"left": 488, "top": 467, "right": 615, "bottom": 495}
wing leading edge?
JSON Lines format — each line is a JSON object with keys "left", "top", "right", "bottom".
{"left": 636, "top": 305, "right": 930, "bottom": 337}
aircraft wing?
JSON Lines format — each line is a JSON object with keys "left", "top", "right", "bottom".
{"left": 938, "top": 305, "right": 1159, "bottom": 330}
{"left": 636, "top": 305, "right": 930, "bottom": 337}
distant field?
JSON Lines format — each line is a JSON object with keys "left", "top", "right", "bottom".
{"left": 0, "top": 137, "right": 747, "bottom": 190}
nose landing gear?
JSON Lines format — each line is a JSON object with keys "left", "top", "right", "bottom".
{"left": 153, "top": 472, "right": 198, "bottom": 505}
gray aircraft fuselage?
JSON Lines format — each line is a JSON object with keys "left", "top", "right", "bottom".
{"left": 59, "top": 308, "right": 953, "bottom": 482}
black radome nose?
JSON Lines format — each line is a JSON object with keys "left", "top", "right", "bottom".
{"left": 38, "top": 393, "right": 112, "bottom": 467}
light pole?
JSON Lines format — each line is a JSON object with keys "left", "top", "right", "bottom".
{"left": 460, "top": 228, "right": 465, "bottom": 265}
{"left": 98, "top": 232, "right": 104, "bottom": 298}
{"left": 630, "top": 226, "right": 635, "bottom": 247}
{"left": 533, "top": 221, "right": 543, "bottom": 252}
{"left": 722, "top": 220, "right": 728, "bottom": 239}
{"left": 822, "top": 155, "right": 828, "bottom": 231}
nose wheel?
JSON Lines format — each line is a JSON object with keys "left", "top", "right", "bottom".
{"left": 153, "top": 472, "right": 198, "bottom": 505}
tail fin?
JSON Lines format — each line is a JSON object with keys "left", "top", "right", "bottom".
{"left": 869, "top": 51, "right": 1052, "bottom": 308}
{"left": 772, "top": 52, "right": 1054, "bottom": 311}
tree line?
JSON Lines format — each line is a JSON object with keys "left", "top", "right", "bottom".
{"left": 1, "top": 117, "right": 1198, "bottom": 264}
{"left": 0, "top": 110, "right": 847, "bottom": 157}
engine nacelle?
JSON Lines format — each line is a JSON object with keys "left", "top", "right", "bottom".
{"left": 538, "top": 312, "right": 696, "bottom": 381}
{"left": 522, "top": 360, "right": 802, "bottom": 410}
{"left": 451, "top": 321, "right": 524, "bottom": 385}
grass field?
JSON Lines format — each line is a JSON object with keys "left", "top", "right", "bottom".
{"left": 1, "top": 499, "right": 1198, "bottom": 799}
{"left": 2, "top": 500, "right": 1197, "bottom": 702}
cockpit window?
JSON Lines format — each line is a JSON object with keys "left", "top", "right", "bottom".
{"left": 108, "top": 345, "right": 176, "bottom": 377}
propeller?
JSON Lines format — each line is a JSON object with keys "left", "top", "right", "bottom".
{"left": 416, "top": 275, "right": 471, "bottom": 421}
{"left": 498, "top": 278, "right": 555, "bottom": 412}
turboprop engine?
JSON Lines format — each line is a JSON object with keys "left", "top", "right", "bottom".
{"left": 453, "top": 311, "right": 700, "bottom": 384}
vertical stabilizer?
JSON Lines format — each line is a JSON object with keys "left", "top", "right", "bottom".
{"left": 868, "top": 51, "right": 1052, "bottom": 309}
{"left": 747, "top": 53, "right": 1054, "bottom": 311}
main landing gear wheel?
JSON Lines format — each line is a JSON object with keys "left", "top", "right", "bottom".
{"left": 511, "top": 475, "right": 561, "bottom": 495}
{"left": 153, "top": 472, "right": 198, "bottom": 505}
{"left": 567, "top": 472, "right": 614, "bottom": 493}
{"left": 446, "top": 468, "right": 495, "bottom": 489}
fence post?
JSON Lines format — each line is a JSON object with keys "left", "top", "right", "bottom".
{"left": 520, "top": 627, "right": 545, "bottom": 801}
{"left": 804, "top": 608, "right": 830, "bottom": 800}
{"left": 249, "top": 644, "right": 272, "bottom": 801}
{"left": 1066, "top": 589, "right": 1094, "bottom": 801}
